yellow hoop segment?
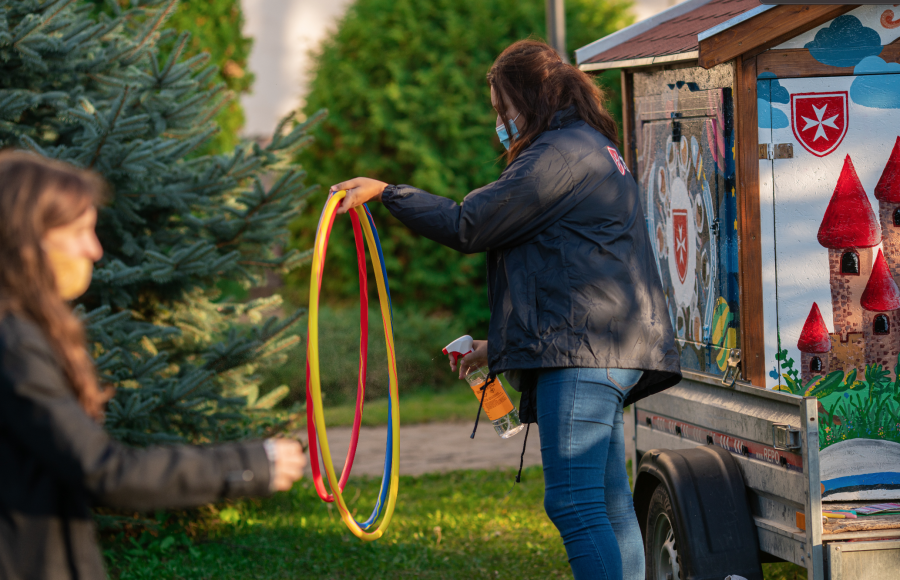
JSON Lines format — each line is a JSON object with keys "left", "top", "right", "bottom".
{"left": 307, "top": 191, "right": 400, "bottom": 540}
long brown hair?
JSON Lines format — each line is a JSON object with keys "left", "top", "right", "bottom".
{"left": 488, "top": 39, "right": 619, "bottom": 163}
{"left": 0, "top": 150, "right": 110, "bottom": 419}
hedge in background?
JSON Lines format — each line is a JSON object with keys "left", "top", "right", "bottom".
{"left": 261, "top": 307, "right": 467, "bottom": 406}
{"left": 163, "top": 0, "right": 253, "bottom": 153}
{"left": 288, "top": 0, "right": 633, "bottom": 332}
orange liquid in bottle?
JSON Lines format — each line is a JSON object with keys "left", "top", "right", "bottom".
{"left": 469, "top": 377, "right": 515, "bottom": 421}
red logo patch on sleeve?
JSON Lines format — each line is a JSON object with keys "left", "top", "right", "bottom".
{"left": 607, "top": 146, "right": 629, "bottom": 175}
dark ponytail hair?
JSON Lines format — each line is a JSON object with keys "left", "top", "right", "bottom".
{"left": 487, "top": 39, "right": 619, "bottom": 163}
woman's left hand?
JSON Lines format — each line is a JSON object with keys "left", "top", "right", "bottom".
{"left": 330, "top": 177, "right": 389, "bottom": 215}
{"left": 452, "top": 339, "right": 488, "bottom": 380}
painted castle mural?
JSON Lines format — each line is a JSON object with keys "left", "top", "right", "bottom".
{"left": 757, "top": 5, "right": 900, "bottom": 498}
{"left": 796, "top": 146, "right": 900, "bottom": 385}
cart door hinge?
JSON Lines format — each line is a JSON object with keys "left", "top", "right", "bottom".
{"left": 758, "top": 143, "right": 793, "bottom": 160}
{"left": 772, "top": 423, "right": 802, "bottom": 451}
{"left": 721, "top": 348, "right": 742, "bottom": 387}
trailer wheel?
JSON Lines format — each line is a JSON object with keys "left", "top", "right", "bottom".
{"left": 645, "top": 484, "right": 684, "bottom": 580}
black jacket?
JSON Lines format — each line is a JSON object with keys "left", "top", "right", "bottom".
{"left": 383, "top": 107, "right": 681, "bottom": 410}
{"left": 0, "top": 314, "right": 271, "bottom": 580}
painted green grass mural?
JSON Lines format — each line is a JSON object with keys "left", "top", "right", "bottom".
{"left": 774, "top": 349, "right": 900, "bottom": 449}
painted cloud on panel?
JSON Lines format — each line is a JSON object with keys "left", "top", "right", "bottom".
{"left": 757, "top": 73, "right": 789, "bottom": 129}
{"left": 851, "top": 57, "right": 900, "bottom": 109}
{"left": 804, "top": 15, "right": 883, "bottom": 68}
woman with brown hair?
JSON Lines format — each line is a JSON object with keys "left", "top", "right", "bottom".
{"left": 330, "top": 40, "right": 680, "bottom": 579}
{"left": 0, "top": 151, "right": 306, "bottom": 580}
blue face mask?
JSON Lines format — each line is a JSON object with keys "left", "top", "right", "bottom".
{"left": 496, "top": 114, "right": 520, "bottom": 150}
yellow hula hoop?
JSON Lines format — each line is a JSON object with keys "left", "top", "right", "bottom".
{"left": 307, "top": 191, "right": 401, "bottom": 540}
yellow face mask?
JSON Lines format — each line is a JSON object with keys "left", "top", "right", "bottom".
{"left": 44, "top": 249, "right": 93, "bottom": 300}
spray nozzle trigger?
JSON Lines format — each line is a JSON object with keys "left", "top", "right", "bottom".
{"left": 442, "top": 335, "right": 474, "bottom": 366}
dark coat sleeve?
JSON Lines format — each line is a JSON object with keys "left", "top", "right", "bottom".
{"left": 382, "top": 142, "right": 575, "bottom": 253}
{"left": 0, "top": 316, "right": 271, "bottom": 511}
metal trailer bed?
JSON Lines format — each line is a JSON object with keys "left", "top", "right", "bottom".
{"left": 633, "top": 370, "right": 900, "bottom": 580}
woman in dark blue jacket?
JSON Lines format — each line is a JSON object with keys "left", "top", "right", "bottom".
{"left": 332, "top": 40, "right": 680, "bottom": 580}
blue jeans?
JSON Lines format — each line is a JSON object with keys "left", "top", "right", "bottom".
{"left": 536, "top": 367, "right": 644, "bottom": 580}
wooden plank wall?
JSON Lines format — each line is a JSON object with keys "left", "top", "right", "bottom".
{"left": 758, "top": 37, "right": 900, "bottom": 79}
{"left": 735, "top": 55, "right": 765, "bottom": 388}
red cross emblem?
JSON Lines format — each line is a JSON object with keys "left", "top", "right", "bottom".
{"left": 607, "top": 146, "right": 628, "bottom": 175}
{"left": 672, "top": 209, "right": 689, "bottom": 283}
{"left": 791, "top": 92, "right": 849, "bottom": 158}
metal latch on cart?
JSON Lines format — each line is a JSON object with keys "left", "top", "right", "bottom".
{"left": 721, "top": 348, "right": 742, "bottom": 387}
{"left": 758, "top": 143, "right": 794, "bottom": 160}
{"left": 772, "top": 424, "right": 801, "bottom": 450}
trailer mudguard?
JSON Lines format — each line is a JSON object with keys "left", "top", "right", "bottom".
{"left": 634, "top": 445, "right": 763, "bottom": 580}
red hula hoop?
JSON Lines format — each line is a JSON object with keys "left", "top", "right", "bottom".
{"left": 305, "top": 208, "right": 369, "bottom": 502}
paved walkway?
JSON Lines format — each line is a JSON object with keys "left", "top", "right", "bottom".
{"left": 304, "top": 413, "right": 635, "bottom": 477}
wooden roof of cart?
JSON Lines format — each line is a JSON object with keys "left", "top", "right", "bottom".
{"left": 575, "top": 0, "right": 856, "bottom": 71}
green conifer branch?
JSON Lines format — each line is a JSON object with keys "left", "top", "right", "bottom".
{"left": 3, "top": 0, "right": 323, "bottom": 444}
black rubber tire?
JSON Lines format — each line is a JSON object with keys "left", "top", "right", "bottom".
{"left": 645, "top": 484, "right": 686, "bottom": 580}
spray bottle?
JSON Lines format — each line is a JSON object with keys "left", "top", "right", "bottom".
{"left": 443, "top": 335, "right": 525, "bottom": 439}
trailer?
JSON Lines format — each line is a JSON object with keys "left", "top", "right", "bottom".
{"left": 576, "top": 2, "right": 900, "bottom": 578}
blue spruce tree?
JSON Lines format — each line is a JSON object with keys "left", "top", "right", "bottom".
{"left": 0, "top": 0, "right": 323, "bottom": 444}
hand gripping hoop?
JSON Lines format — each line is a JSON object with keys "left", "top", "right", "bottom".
{"left": 306, "top": 191, "right": 400, "bottom": 540}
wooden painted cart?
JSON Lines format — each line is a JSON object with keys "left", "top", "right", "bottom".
{"left": 576, "top": 2, "right": 900, "bottom": 578}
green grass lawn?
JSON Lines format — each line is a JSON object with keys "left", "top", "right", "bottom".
{"left": 102, "top": 465, "right": 808, "bottom": 580}
{"left": 103, "top": 467, "right": 572, "bottom": 579}
{"left": 103, "top": 389, "right": 808, "bottom": 579}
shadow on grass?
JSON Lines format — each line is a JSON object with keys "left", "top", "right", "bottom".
{"left": 103, "top": 467, "right": 570, "bottom": 580}
{"left": 103, "top": 466, "right": 810, "bottom": 580}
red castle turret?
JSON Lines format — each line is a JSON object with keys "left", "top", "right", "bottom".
{"left": 861, "top": 250, "right": 900, "bottom": 312}
{"left": 875, "top": 137, "right": 900, "bottom": 279}
{"left": 861, "top": 249, "right": 900, "bottom": 371}
{"left": 875, "top": 136, "right": 900, "bottom": 203}
{"left": 818, "top": 155, "right": 881, "bottom": 339}
{"left": 818, "top": 155, "right": 881, "bottom": 249}
{"left": 798, "top": 302, "right": 832, "bottom": 382}
{"left": 798, "top": 303, "right": 832, "bottom": 353}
